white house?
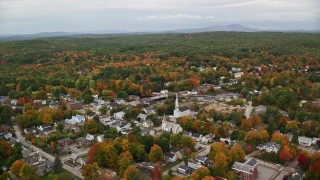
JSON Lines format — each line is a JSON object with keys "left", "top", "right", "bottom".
{"left": 86, "top": 134, "right": 94, "bottom": 141}
{"left": 298, "top": 136, "right": 313, "bottom": 146}
{"left": 312, "top": 137, "right": 320, "bottom": 145}
{"left": 141, "top": 128, "right": 156, "bottom": 136}
{"left": 162, "top": 115, "right": 183, "bottom": 134}
{"left": 113, "top": 111, "right": 125, "bottom": 120}
{"left": 36, "top": 125, "right": 52, "bottom": 132}
{"left": 96, "top": 135, "right": 104, "bottom": 142}
{"left": 201, "top": 133, "right": 215, "bottom": 144}
{"left": 65, "top": 115, "right": 85, "bottom": 125}
{"left": 114, "top": 98, "right": 126, "bottom": 105}
{"left": 4, "top": 132, "right": 12, "bottom": 140}
{"left": 34, "top": 100, "right": 47, "bottom": 105}
{"left": 11, "top": 99, "right": 17, "bottom": 106}
{"left": 173, "top": 94, "right": 191, "bottom": 118}
{"left": 137, "top": 113, "right": 147, "bottom": 121}
{"left": 257, "top": 142, "right": 281, "bottom": 153}
{"left": 142, "top": 119, "right": 154, "bottom": 128}
{"left": 234, "top": 72, "right": 243, "bottom": 79}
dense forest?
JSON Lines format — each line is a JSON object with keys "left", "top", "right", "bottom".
{"left": 0, "top": 32, "right": 320, "bottom": 115}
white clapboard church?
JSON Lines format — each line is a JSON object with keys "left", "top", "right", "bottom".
{"left": 173, "top": 93, "right": 190, "bottom": 118}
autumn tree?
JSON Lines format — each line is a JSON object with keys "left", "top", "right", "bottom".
{"left": 244, "top": 130, "right": 262, "bottom": 147}
{"left": 85, "top": 119, "right": 98, "bottom": 134}
{"left": 10, "top": 160, "right": 24, "bottom": 176}
{"left": 118, "top": 151, "right": 134, "bottom": 176}
{"left": 123, "top": 165, "right": 140, "bottom": 179}
{"left": 230, "top": 144, "right": 245, "bottom": 163}
{"left": 208, "top": 142, "right": 227, "bottom": 160}
{"left": 297, "top": 151, "right": 311, "bottom": 170}
{"left": 19, "top": 163, "right": 40, "bottom": 180}
{"left": 214, "top": 152, "right": 228, "bottom": 177}
{"left": 190, "top": 167, "right": 210, "bottom": 180}
{"left": 150, "top": 163, "right": 163, "bottom": 180}
{"left": 149, "top": 144, "right": 164, "bottom": 163}
{"left": 82, "top": 162, "right": 101, "bottom": 180}
{"left": 309, "top": 152, "right": 320, "bottom": 175}
{"left": 86, "top": 141, "right": 118, "bottom": 168}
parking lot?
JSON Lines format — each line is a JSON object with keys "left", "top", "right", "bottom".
{"left": 256, "top": 164, "right": 278, "bottom": 180}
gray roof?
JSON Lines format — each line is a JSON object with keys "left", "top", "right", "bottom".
{"left": 179, "top": 106, "right": 190, "bottom": 112}
{"left": 232, "top": 158, "right": 258, "bottom": 174}
{"left": 245, "top": 158, "right": 258, "bottom": 166}
{"left": 196, "top": 155, "right": 207, "bottom": 162}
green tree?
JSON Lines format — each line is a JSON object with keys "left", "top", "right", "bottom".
{"left": 53, "top": 155, "right": 63, "bottom": 172}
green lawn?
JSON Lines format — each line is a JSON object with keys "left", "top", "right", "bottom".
{"left": 41, "top": 169, "right": 80, "bottom": 180}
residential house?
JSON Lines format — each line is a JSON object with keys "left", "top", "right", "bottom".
{"left": 86, "top": 112, "right": 96, "bottom": 119}
{"left": 284, "top": 133, "right": 293, "bottom": 142}
{"left": 192, "top": 133, "right": 203, "bottom": 142}
{"left": 162, "top": 115, "right": 183, "bottom": 134}
{"left": 232, "top": 158, "right": 258, "bottom": 180}
{"left": 188, "top": 160, "right": 203, "bottom": 170}
{"left": 24, "top": 127, "right": 37, "bottom": 134}
{"left": 195, "top": 155, "right": 207, "bottom": 165}
{"left": 113, "top": 111, "right": 125, "bottom": 120}
{"left": 257, "top": 142, "right": 281, "bottom": 153}
{"left": 142, "top": 119, "right": 154, "bottom": 128}
{"left": 204, "top": 159, "right": 214, "bottom": 167}
{"left": 164, "top": 152, "right": 177, "bottom": 162}
{"left": 183, "top": 131, "right": 192, "bottom": 137}
{"left": 312, "top": 137, "right": 320, "bottom": 145}
{"left": 141, "top": 128, "right": 156, "bottom": 136}
{"left": 3, "top": 131, "right": 12, "bottom": 140}
{"left": 65, "top": 115, "right": 85, "bottom": 125}
{"left": 142, "top": 107, "right": 155, "bottom": 115}
{"left": 34, "top": 100, "right": 47, "bottom": 105}
{"left": 178, "top": 165, "right": 192, "bottom": 175}
{"left": 97, "top": 135, "right": 104, "bottom": 142}
{"left": 37, "top": 125, "right": 53, "bottom": 132}
{"left": 114, "top": 98, "right": 126, "bottom": 105}
{"left": 57, "top": 138, "right": 73, "bottom": 147}
{"left": 75, "top": 137, "right": 91, "bottom": 146}
{"left": 66, "top": 101, "right": 83, "bottom": 110}
{"left": 137, "top": 113, "right": 147, "bottom": 122}
{"left": 11, "top": 99, "right": 17, "bottom": 106}
{"left": 298, "top": 136, "right": 313, "bottom": 146}
{"left": 22, "top": 149, "right": 53, "bottom": 176}
{"left": 201, "top": 133, "right": 215, "bottom": 144}
{"left": 71, "top": 154, "right": 86, "bottom": 166}
{"left": 129, "top": 95, "right": 140, "bottom": 101}
{"left": 86, "top": 134, "right": 94, "bottom": 141}
{"left": 234, "top": 72, "right": 244, "bottom": 79}
{"left": 220, "top": 137, "right": 231, "bottom": 144}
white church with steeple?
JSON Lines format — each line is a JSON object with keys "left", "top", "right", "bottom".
{"left": 173, "top": 93, "right": 191, "bottom": 118}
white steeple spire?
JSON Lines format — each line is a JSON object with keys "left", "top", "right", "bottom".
{"left": 175, "top": 93, "right": 179, "bottom": 110}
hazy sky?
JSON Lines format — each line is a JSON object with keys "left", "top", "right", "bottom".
{"left": 0, "top": 0, "right": 319, "bottom": 34}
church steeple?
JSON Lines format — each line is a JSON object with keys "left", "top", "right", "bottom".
{"left": 175, "top": 93, "right": 179, "bottom": 110}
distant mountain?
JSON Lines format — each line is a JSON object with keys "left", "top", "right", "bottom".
{"left": 167, "top": 24, "right": 260, "bottom": 33}
{"left": 0, "top": 24, "right": 319, "bottom": 42}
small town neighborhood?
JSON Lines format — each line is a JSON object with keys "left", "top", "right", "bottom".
{"left": 0, "top": 75, "right": 319, "bottom": 180}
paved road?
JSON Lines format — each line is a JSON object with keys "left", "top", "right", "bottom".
{"left": 14, "top": 125, "right": 84, "bottom": 179}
